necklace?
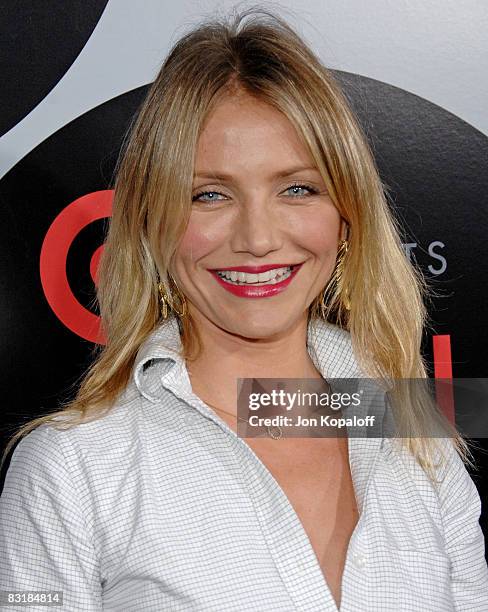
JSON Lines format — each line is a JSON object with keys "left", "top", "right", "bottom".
{"left": 204, "top": 401, "right": 283, "bottom": 440}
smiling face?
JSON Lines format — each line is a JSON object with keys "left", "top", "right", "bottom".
{"left": 173, "top": 90, "right": 345, "bottom": 340}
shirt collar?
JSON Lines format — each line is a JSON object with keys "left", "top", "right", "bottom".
{"left": 133, "top": 316, "right": 366, "bottom": 402}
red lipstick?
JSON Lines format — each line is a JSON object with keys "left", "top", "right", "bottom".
{"left": 209, "top": 263, "right": 303, "bottom": 298}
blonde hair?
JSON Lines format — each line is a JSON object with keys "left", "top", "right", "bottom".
{"left": 1, "top": 6, "right": 474, "bottom": 478}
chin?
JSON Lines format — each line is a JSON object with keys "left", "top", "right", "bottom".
{"left": 222, "top": 315, "right": 296, "bottom": 340}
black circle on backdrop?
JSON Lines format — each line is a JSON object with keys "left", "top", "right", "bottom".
{"left": 1, "top": 73, "right": 487, "bottom": 392}
{"left": 0, "top": 0, "right": 109, "bottom": 136}
{"left": 0, "top": 74, "right": 487, "bottom": 538}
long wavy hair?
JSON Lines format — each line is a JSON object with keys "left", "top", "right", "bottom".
{"left": 1, "top": 6, "right": 473, "bottom": 478}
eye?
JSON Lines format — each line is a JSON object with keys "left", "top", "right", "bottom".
{"left": 192, "top": 190, "right": 227, "bottom": 203}
{"left": 284, "top": 183, "right": 319, "bottom": 197}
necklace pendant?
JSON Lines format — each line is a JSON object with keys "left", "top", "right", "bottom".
{"left": 266, "top": 425, "right": 283, "bottom": 440}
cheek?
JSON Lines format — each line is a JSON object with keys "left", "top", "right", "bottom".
{"left": 288, "top": 206, "right": 341, "bottom": 258}
{"left": 175, "top": 215, "right": 225, "bottom": 266}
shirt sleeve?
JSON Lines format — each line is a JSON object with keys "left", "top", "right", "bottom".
{"left": 437, "top": 439, "right": 488, "bottom": 611}
{"left": 0, "top": 425, "right": 102, "bottom": 611}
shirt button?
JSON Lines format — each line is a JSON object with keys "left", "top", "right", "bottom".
{"left": 352, "top": 552, "right": 367, "bottom": 569}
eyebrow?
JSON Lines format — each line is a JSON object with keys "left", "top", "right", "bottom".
{"left": 193, "top": 165, "right": 320, "bottom": 181}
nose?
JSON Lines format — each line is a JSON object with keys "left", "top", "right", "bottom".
{"left": 229, "top": 196, "right": 284, "bottom": 257}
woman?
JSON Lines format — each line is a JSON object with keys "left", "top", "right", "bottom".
{"left": 1, "top": 8, "right": 487, "bottom": 611}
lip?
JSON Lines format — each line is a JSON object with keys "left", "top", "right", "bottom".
{"left": 209, "top": 263, "right": 303, "bottom": 298}
{"left": 208, "top": 263, "right": 299, "bottom": 273}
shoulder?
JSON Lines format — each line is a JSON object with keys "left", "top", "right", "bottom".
{"left": 3, "top": 385, "right": 144, "bottom": 495}
{"left": 383, "top": 437, "right": 484, "bottom": 542}
{"left": 396, "top": 438, "right": 479, "bottom": 503}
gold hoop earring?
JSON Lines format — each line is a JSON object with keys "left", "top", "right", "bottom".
{"left": 158, "top": 274, "right": 188, "bottom": 319}
{"left": 320, "top": 239, "right": 351, "bottom": 314}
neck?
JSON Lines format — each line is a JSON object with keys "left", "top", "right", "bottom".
{"left": 185, "top": 309, "right": 323, "bottom": 416}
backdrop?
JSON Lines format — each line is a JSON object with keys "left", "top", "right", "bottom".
{"left": 1, "top": 0, "right": 487, "bottom": 546}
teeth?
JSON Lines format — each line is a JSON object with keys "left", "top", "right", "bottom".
{"left": 216, "top": 266, "right": 295, "bottom": 285}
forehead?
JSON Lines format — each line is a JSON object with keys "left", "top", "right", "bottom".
{"left": 194, "top": 93, "right": 316, "bottom": 175}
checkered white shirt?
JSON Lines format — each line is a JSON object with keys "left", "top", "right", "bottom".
{"left": 1, "top": 317, "right": 487, "bottom": 611}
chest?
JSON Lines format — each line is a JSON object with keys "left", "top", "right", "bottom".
{"left": 97, "top": 427, "right": 455, "bottom": 611}
{"left": 245, "top": 437, "right": 359, "bottom": 608}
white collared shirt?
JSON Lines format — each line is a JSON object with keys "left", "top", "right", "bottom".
{"left": 1, "top": 317, "right": 487, "bottom": 611}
